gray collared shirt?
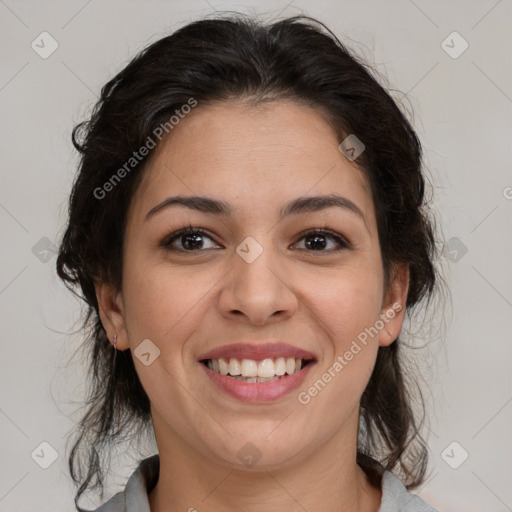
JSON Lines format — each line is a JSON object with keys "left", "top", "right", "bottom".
{"left": 92, "top": 454, "right": 438, "bottom": 512}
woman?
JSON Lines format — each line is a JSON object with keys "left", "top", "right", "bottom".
{"left": 56, "top": 13, "right": 440, "bottom": 512}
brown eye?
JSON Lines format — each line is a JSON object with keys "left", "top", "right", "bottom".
{"left": 160, "top": 227, "right": 221, "bottom": 252}
{"left": 292, "top": 229, "right": 349, "bottom": 252}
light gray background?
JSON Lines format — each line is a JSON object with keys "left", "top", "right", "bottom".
{"left": 1, "top": 0, "right": 511, "bottom": 511}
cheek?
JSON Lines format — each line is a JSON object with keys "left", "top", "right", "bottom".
{"left": 302, "top": 264, "right": 384, "bottom": 350}
{"left": 296, "top": 269, "right": 384, "bottom": 420}
{"left": 121, "top": 260, "right": 214, "bottom": 354}
{"left": 120, "top": 264, "right": 214, "bottom": 406}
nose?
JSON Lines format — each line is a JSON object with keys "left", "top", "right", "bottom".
{"left": 217, "top": 240, "right": 298, "bottom": 326}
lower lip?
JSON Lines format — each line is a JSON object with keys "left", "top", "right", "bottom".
{"left": 200, "top": 362, "right": 315, "bottom": 403}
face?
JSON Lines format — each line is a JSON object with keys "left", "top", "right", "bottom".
{"left": 96, "top": 98, "right": 408, "bottom": 471}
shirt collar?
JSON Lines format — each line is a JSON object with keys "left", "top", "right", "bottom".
{"left": 124, "top": 454, "right": 159, "bottom": 512}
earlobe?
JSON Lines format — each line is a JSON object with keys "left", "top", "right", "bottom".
{"left": 379, "top": 264, "right": 409, "bottom": 347}
{"left": 95, "top": 281, "right": 129, "bottom": 350}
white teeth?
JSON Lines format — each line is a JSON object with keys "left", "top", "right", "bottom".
{"left": 257, "top": 358, "right": 275, "bottom": 378}
{"left": 232, "top": 376, "right": 280, "bottom": 383}
{"left": 285, "top": 357, "right": 296, "bottom": 375}
{"left": 228, "top": 358, "right": 241, "bottom": 375}
{"left": 274, "top": 357, "right": 286, "bottom": 376}
{"left": 218, "top": 357, "right": 229, "bottom": 375}
{"left": 241, "top": 359, "right": 258, "bottom": 377}
{"left": 206, "top": 356, "right": 308, "bottom": 378}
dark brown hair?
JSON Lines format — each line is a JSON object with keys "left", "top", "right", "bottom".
{"left": 56, "top": 13, "right": 439, "bottom": 510}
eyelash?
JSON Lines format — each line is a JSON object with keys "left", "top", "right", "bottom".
{"left": 159, "top": 225, "right": 350, "bottom": 253}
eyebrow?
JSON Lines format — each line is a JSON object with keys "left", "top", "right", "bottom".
{"left": 145, "top": 194, "right": 368, "bottom": 228}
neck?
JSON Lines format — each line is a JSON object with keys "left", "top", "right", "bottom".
{"left": 148, "top": 409, "right": 382, "bottom": 512}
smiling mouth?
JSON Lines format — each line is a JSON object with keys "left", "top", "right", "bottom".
{"left": 200, "top": 357, "right": 316, "bottom": 383}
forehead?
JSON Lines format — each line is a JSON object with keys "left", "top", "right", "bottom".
{"left": 128, "top": 99, "right": 375, "bottom": 226}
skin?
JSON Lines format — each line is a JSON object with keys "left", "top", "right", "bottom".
{"left": 96, "top": 98, "right": 409, "bottom": 512}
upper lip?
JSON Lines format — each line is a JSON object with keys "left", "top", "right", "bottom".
{"left": 197, "top": 342, "right": 317, "bottom": 362}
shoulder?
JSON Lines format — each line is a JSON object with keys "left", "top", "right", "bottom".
{"left": 88, "top": 454, "right": 160, "bottom": 512}
{"left": 379, "top": 470, "right": 439, "bottom": 512}
{"left": 92, "top": 492, "right": 126, "bottom": 512}
{"left": 360, "top": 455, "right": 438, "bottom": 512}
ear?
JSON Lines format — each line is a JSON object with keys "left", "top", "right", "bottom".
{"left": 378, "top": 263, "right": 409, "bottom": 347}
{"left": 95, "top": 281, "right": 129, "bottom": 350}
